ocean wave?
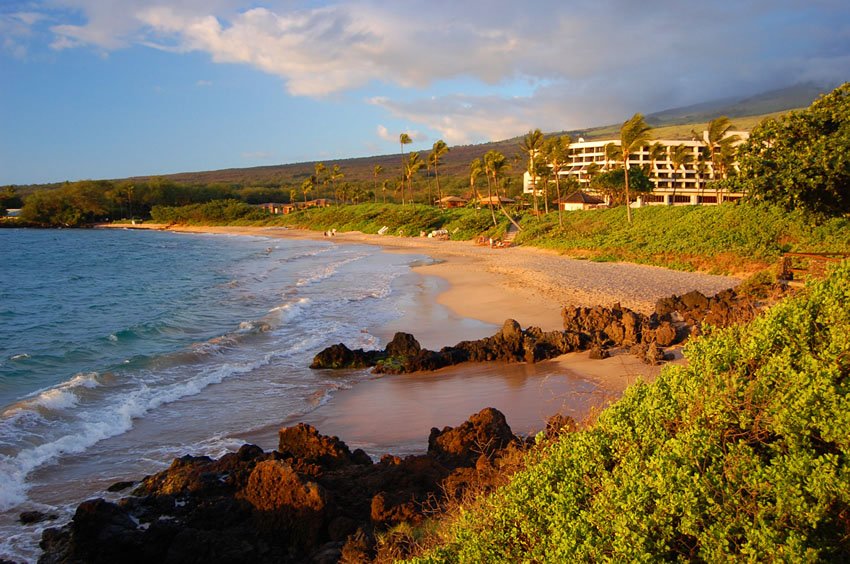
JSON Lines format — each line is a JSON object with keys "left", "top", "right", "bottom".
{"left": 0, "top": 357, "right": 270, "bottom": 511}
{"left": 295, "top": 253, "right": 368, "bottom": 287}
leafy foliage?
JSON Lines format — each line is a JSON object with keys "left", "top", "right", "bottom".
{"left": 736, "top": 83, "right": 850, "bottom": 216}
{"left": 150, "top": 200, "right": 266, "bottom": 224}
{"left": 413, "top": 263, "right": 850, "bottom": 562}
{"left": 272, "top": 203, "right": 508, "bottom": 240}
{"left": 515, "top": 202, "right": 850, "bottom": 273}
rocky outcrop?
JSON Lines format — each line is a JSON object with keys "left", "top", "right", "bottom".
{"left": 310, "top": 284, "right": 775, "bottom": 373}
{"left": 38, "top": 408, "right": 536, "bottom": 564}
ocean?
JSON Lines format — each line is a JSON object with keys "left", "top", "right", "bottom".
{"left": 0, "top": 227, "right": 503, "bottom": 561}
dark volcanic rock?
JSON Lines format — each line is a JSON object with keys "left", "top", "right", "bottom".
{"left": 40, "top": 408, "right": 523, "bottom": 564}
{"left": 384, "top": 332, "right": 421, "bottom": 358}
{"left": 19, "top": 511, "right": 57, "bottom": 525}
{"left": 310, "top": 343, "right": 377, "bottom": 369}
{"left": 428, "top": 407, "right": 517, "bottom": 468}
{"left": 278, "top": 423, "right": 365, "bottom": 469}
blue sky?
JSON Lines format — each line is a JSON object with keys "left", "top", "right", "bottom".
{"left": 1, "top": 1, "right": 849, "bottom": 185}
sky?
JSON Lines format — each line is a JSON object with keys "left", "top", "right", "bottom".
{"left": 1, "top": 1, "right": 849, "bottom": 185}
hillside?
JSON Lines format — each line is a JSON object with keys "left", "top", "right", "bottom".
{"left": 8, "top": 82, "right": 830, "bottom": 192}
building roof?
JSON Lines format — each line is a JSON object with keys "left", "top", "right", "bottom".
{"left": 556, "top": 191, "right": 605, "bottom": 205}
{"left": 438, "top": 196, "right": 468, "bottom": 203}
{"left": 479, "top": 195, "right": 516, "bottom": 204}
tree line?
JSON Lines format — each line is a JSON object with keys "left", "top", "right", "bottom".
{"left": 7, "top": 83, "right": 848, "bottom": 227}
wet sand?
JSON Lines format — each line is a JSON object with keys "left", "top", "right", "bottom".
{"left": 100, "top": 223, "right": 730, "bottom": 445}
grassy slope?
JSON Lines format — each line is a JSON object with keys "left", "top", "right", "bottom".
{"left": 411, "top": 262, "right": 850, "bottom": 562}
{"left": 209, "top": 202, "right": 850, "bottom": 275}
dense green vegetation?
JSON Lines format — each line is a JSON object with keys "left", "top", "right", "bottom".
{"left": 142, "top": 201, "right": 850, "bottom": 274}
{"left": 733, "top": 83, "right": 850, "bottom": 216}
{"left": 515, "top": 203, "right": 850, "bottom": 272}
{"left": 411, "top": 263, "right": 850, "bottom": 562}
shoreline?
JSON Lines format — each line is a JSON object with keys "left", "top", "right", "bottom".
{"left": 98, "top": 222, "right": 737, "bottom": 403}
{"left": 100, "top": 223, "right": 740, "bottom": 329}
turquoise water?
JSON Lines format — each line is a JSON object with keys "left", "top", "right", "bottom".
{"left": 0, "top": 228, "right": 458, "bottom": 560}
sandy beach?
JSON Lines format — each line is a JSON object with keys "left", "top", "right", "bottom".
{"left": 101, "top": 223, "right": 738, "bottom": 443}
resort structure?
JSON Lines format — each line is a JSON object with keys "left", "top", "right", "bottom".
{"left": 524, "top": 130, "right": 749, "bottom": 206}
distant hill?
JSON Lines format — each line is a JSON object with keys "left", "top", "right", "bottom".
{"left": 10, "top": 82, "right": 833, "bottom": 191}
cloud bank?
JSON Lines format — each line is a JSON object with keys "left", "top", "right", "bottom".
{"left": 13, "top": 0, "right": 850, "bottom": 143}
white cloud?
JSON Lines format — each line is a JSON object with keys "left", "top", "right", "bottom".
{"left": 196, "top": 79, "right": 212, "bottom": 86}
{"left": 29, "top": 1, "right": 850, "bottom": 139}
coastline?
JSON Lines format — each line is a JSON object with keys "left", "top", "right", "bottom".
{"left": 97, "top": 223, "right": 734, "bottom": 422}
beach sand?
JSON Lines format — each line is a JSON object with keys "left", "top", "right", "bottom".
{"left": 102, "top": 223, "right": 736, "bottom": 446}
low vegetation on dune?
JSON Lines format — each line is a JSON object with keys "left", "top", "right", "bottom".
{"left": 149, "top": 199, "right": 850, "bottom": 275}
{"left": 407, "top": 263, "right": 850, "bottom": 562}
{"left": 516, "top": 203, "right": 850, "bottom": 273}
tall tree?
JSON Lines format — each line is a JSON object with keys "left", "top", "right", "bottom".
{"left": 646, "top": 141, "right": 666, "bottom": 188}
{"left": 429, "top": 139, "right": 450, "bottom": 206}
{"left": 604, "top": 142, "right": 622, "bottom": 170}
{"left": 405, "top": 152, "right": 424, "bottom": 201}
{"left": 619, "top": 113, "right": 652, "bottom": 223}
{"left": 314, "top": 163, "right": 326, "bottom": 199}
{"left": 399, "top": 133, "right": 412, "bottom": 204}
{"left": 545, "top": 135, "right": 571, "bottom": 229}
{"left": 668, "top": 144, "right": 692, "bottom": 202}
{"left": 698, "top": 116, "right": 739, "bottom": 183}
{"left": 373, "top": 165, "right": 383, "bottom": 203}
{"left": 483, "top": 150, "right": 502, "bottom": 226}
{"left": 300, "top": 177, "right": 313, "bottom": 204}
{"left": 330, "top": 164, "right": 344, "bottom": 203}
{"left": 520, "top": 129, "right": 545, "bottom": 216}
{"left": 469, "top": 158, "right": 485, "bottom": 200}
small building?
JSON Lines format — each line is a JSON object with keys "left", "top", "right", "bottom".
{"left": 258, "top": 202, "right": 287, "bottom": 214}
{"left": 478, "top": 195, "right": 516, "bottom": 206}
{"left": 555, "top": 191, "right": 606, "bottom": 211}
{"left": 437, "top": 195, "right": 468, "bottom": 208}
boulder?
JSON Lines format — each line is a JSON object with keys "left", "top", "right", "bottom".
{"left": 384, "top": 333, "right": 421, "bottom": 358}
{"left": 240, "top": 459, "right": 329, "bottom": 547}
{"left": 310, "top": 343, "right": 375, "bottom": 369}
{"left": 428, "top": 408, "right": 517, "bottom": 468}
{"left": 278, "top": 423, "right": 363, "bottom": 469}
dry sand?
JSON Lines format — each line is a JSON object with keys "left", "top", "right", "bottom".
{"left": 101, "top": 223, "right": 734, "bottom": 444}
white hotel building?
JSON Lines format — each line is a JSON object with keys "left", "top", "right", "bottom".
{"left": 523, "top": 131, "right": 749, "bottom": 206}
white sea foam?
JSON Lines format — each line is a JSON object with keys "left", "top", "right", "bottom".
{"left": 9, "top": 354, "right": 30, "bottom": 361}
{"left": 295, "top": 254, "right": 367, "bottom": 287}
{"left": 0, "top": 357, "right": 270, "bottom": 511}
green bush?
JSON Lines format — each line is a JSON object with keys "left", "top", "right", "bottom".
{"left": 413, "top": 262, "right": 850, "bottom": 562}
{"left": 271, "top": 203, "right": 509, "bottom": 240}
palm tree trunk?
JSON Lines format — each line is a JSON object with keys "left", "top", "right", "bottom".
{"left": 554, "top": 173, "right": 563, "bottom": 229}
{"left": 486, "top": 173, "right": 497, "bottom": 227}
{"left": 624, "top": 161, "right": 632, "bottom": 223}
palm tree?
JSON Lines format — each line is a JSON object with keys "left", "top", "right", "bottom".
{"left": 520, "top": 129, "right": 544, "bottom": 216}
{"left": 485, "top": 150, "right": 522, "bottom": 231}
{"left": 405, "top": 152, "right": 424, "bottom": 202}
{"left": 399, "top": 133, "right": 412, "bottom": 204}
{"left": 469, "top": 158, "right": 485, "bottom": 200}
{"left": 619, "top": 113, "right": 652, "bottom": 223}
{"left": 697, "top": 116, "right": 739, "bottom": 182}
{"left": 483, "top": 150, "right": 501, "bottom": 226}
{"left": 668, "top": 144, "right": 692, "bottom": 203}
{"left": 314, "top": 163, "right": 326, "bottom": 199}
{"left": 604, "top": 142, "right": 622, "bottom": 171}
{"left": 584, "top": 162, "right": 601, "bottom": 184}
{"left": 646, "top": 141, "right": 666, "bottom": 188}
{"left": 330, "top": 164, "right": 343, "bottom": 203}
{"left": 373, "top": 165, "right": 383, "bottom": 203}
{"left": 429, "top": 140, "right": 449, "bottom": 205}
{"left": 300, "top": 177, "right": 313, "bottom": 204}
{"left": 545, "top": 135, "right": 571, "bottom": 228}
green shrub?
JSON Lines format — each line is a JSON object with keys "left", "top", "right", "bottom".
{"left": 414, "top": 262, "right": 850, "bottom": 562}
